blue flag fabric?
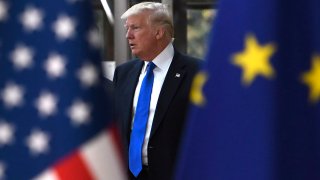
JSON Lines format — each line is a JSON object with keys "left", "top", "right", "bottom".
{"left": 176, "top": 0, "right": 320, "bottom": 180}
{"left": 0, "top": 0, "right": 123, "bottom": 179}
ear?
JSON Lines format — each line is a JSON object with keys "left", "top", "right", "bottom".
{"left": 155, "top": 27, "right": 165, "bottom": 40}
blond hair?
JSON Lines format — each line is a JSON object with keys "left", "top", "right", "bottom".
{"left": 121, "top": 2, "right": 174, "bottom": 38}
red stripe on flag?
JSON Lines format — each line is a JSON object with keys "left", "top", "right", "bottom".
{"left": 54, "top": 151, "right": 94, "bottom": 180}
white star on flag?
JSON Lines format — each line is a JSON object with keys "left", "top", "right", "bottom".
{"left": 1, "top": 82, "right": 24, "bottom": 108}
{"left": 52, "top": 15, "right": 76, "bottom": 40}
{"left": 0, "top": 1, "right": 8, "bottom": 22}
{"left": 0, "top": 121, "right": 15, "bottom": 146}
{"left": 35, "top": 91, "right": 58, "bottom": 117}
{"left": 68, "top": 100, "right": 91, "bottom": 125}
{"left": 26, "top": 129, "right": 50, "bottom": 155}
{"left": 77, "top": 63, "right": 98, "bottom": 87}
{"left": 20, "top": 6, "right": 44, "bottom": 32}
{"left": 87, "top": 28, "right": 101, "bottom": 49}
{"left": 10, "top": 44, "right": 34, "bottom": 70}
{"left": 0, "top": 0, "right": 125, "bottom": 179}
{"left": 44, "top": 53, "right": 66, "bottom": 79}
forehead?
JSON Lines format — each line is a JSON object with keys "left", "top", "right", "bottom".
{"left": 125, "top": 12, "right": 151, "bottom": 26}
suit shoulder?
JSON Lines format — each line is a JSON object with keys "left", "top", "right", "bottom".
{"left": 179, "top": 54, "right": 202, "bottom": 71}
{"left": 175, "top": 50, "right": 202, "bottom": 65}
{"left": 113, "top": 59, "right": 142, "bottom": 83}
{"left": 115, "top": 59, "right": 140, "bottom": 72}
{"left": 186, "top": 56, "right": 202, "bottom": 67}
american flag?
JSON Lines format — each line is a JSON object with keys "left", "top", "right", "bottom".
{"left": 0, "top": 0, "right": 125, "bottom": 179}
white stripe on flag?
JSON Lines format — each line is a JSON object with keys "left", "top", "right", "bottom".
{"left": 80, "top": 130, "right": 126, "bottom": 180}
{"left": 33, "top": 169, "right": 59, "bottom": 180}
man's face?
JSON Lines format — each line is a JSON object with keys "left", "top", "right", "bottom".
{"left": 125, "top": 12, "right": 158, "bottom": 60}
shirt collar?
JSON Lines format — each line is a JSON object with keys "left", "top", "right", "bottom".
{"left": 143, "top": 43, "right": 174, "bottom": 72}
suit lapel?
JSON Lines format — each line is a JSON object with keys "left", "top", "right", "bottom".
{"left": 150, "top": 52, "right": 186, "bottom": 137}
{"left": 123, "top": 60, "right": 144, "bottom": 140}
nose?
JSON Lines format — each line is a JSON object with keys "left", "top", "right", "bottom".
{"left": 126, "top": 29, "right": 133, "bottom": 39}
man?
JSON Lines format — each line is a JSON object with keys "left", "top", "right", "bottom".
{"left": 113, "top": 2, "right": 200, "bottom": 180}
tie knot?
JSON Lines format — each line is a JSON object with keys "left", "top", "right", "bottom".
{"left": 146, "top": 62, "right": 156, "bottom": 73}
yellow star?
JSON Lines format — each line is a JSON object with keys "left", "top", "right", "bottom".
{"left": 301, "top": 55, "right": 320, "bottom": 103}
{"left": 190, "top": 71, "right": 208, "bottom": 106}
{"left": 232, "top": 34, "right": 276, "bottom": 86}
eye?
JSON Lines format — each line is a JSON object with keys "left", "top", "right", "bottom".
{"left": 132, "top": 26, "right": 140, "bottom": 30}
{"left": 126, "top": 25, "right": 140, "bottom": 33}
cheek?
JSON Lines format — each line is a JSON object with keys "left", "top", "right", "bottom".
{"left": 142, "top": 33, "right": 156, "bottom": 44}
{"left": 137, "top": 34, "right": 153, "bottom": 46}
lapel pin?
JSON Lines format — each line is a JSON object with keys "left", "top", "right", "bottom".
{"left": 175, "top": 73, "right": 181, "bottom": 78}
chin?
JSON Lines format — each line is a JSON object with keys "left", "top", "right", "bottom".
{"left": 131, "top": 51, "right": 140, "bottom": 57}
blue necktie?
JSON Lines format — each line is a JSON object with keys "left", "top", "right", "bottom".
{"left": 129, "top": 62, "right": 156, "bottom": 177}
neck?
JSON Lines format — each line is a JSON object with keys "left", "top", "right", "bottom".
{"left": 140, "top": 40, "right": 171, "bottom": 61}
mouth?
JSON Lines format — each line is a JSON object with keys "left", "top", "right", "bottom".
{"left": 129, "top": 43, "right": 135, "bottom": 49}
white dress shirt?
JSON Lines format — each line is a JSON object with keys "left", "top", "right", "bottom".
{"left": 131, "top": 43, "right": 174, "bottom": 165}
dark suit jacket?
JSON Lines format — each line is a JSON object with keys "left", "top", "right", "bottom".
{"left": 113, "top": 50, "right": 200, "bottom": 180}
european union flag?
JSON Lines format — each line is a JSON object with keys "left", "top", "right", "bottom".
{"left": 176, "top": 0, "right": 320, "bottom": 179}
{"left": 0, "top": 0, "right": 125, "bottom": 179}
